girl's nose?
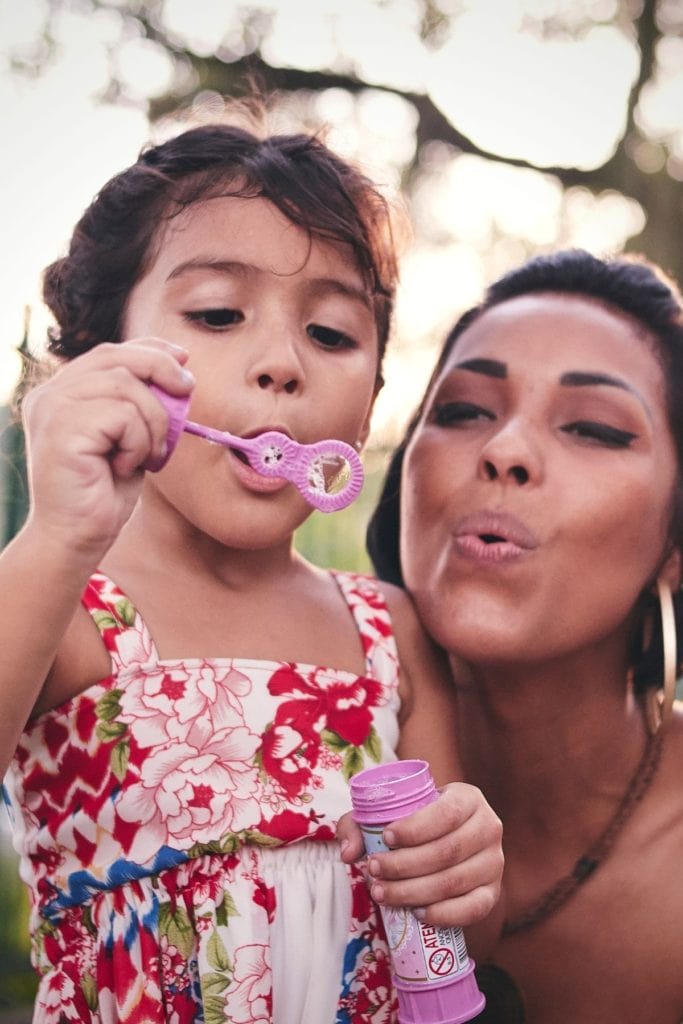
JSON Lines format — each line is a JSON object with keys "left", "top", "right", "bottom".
{"left": 248, "top": 335, "right": 305, "bottom": 395}
{"left": 477, "top": 421, "right": 542, "bottom": 487}
{"left": 257, "top": 371, "right": 298, "bottom": 394}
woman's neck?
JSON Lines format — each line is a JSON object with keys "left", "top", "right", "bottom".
{"left": 453, "top": 651, "right": 648, "bottom": 845}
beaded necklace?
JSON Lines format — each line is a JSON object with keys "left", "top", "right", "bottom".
{"left": 474, "top": 712, "right": 663, "bottom": 1022}
{"left": 502, "top": 721, "right": 663, "bottom": 936}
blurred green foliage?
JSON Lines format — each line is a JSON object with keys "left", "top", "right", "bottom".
{"left": 0, "top": 409, "right": 29, "bottom": 550}
{"left": 0, "top": 836, "right": 36, "bottom": 1013}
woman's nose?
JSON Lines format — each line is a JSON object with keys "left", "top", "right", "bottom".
{"left": 477, "top": 421, "right": 541, "bottom": 487}
{"left": 481, "top": 459, "right": 529, "bottom": 485}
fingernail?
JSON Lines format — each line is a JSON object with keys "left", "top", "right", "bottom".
{"left": 371, "top": 882, "right": 385, "bottom": 903}
{"left": 340, "top": 839, "right": 350, "bottom": 856}
{"left": 414, "top": 907, "right": 427, "bottom": 921}
{"left": 180, "top": 368, "right": 195, "bottom": 384}
{"left": 368, "top": 858, "right": 380, "bottom": 877}
{"left": 383, "top": 829, "right": 396, "bottom": 848}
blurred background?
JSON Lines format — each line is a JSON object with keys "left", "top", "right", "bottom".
{"left": 1, "top": 0, "right": 682, "bottom": 1016}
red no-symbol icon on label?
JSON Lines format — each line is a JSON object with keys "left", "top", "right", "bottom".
{"left": 429, "top": 947, "right": 455, "bottom": 975}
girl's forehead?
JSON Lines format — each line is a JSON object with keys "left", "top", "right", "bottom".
{"left": 150, "top": 193, "right": 365, "bottom": 284}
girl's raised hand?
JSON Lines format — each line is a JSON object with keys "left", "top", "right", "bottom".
{"left": 338, "top": 781, "right": 504, "bottom": 931}
{"left": 21, "top": 338, "right": 194, "bottom": 564}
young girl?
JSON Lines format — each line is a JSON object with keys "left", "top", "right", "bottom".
{"left": 0, "top": 122, "right": 502, "bottom": 1024}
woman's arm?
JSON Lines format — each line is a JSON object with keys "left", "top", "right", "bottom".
{"left": 383, "top": 581, "right": 462, "bottom": 784}
{"left": 340, "top": 583, "right": 503, "bottom": 941}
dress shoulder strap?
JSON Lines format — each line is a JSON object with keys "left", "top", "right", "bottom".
{"left": 81, "top": 572, "right": 157, "bottom": 667}
{"left": 331, "top": 570, "right": 400, "bottom": 688}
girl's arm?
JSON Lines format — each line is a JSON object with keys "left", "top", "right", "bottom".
{"left": 0, "top": 339, "right": 193, "bottom": 775}
{"left": 339, "top": 583, "right": 503, "bottom": 947}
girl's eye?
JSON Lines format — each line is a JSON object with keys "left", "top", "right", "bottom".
{"left": 185, "top": 308, "right": 244, "bottom": 330}
{"left": 430, "top": 401, "right": 495, "bottom": 427}
{"left": 561, "top": 421, "right": 637, "bottom": 448}
{"left": 306, "top": 324, "right": 356, "bottom": 350}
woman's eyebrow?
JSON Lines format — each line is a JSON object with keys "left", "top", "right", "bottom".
{"left": 560, "top": 370, "right": 633, "bottom": 391}
{"left": 561, "top": 370, "right": 652, "bottom": 421}
{"left": 453, "top": 358, "right": 507, "bottom": 378}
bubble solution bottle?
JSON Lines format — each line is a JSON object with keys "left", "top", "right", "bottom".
{"left": 350, "top": 759, "right": 486, "bottom": 1024}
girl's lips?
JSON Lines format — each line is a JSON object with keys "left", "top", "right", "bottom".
{"left": 228, "top": 448, "right": 289, "bottom": 494}
{"left": 452, "top": 511, "right": 538, "bottom": 564}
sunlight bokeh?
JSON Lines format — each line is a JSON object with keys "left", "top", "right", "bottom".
{"left": 0, "top": 0, "right": 654, "bottom": 441}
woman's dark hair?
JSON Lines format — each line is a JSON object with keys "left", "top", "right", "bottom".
{"left": 367, "top": 248, "right": 683, "bottom": 691}
{"left": 43, "top": 122, "right": 398, "bottom": 370}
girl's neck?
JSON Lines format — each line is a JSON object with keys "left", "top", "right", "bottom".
{"left": 106, "top": 488, "right": 301, "bottom": 592}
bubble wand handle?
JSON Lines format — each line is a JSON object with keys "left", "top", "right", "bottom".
{"left": 144, "top": 385, "right": 364, "bottom": 513}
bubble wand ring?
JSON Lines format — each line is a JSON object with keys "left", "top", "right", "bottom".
{"left": 143, "top": 385, "right": 364, "bottom": 514}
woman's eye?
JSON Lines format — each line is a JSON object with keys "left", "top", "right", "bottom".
{"left": 307, "top": 324, "right": 356, "bottom": 350}
{"left": 185, "top": 308, "right": 244, "bottom": 330}
{"left": 562, "top": 421, "right": 637, "bottom": 448}
{"left": 430, "top": 401, "right": 495, "bottom": 427}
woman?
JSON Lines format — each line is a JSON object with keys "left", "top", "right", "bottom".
{"left": 362, "top": 250, "right": 683, "bottom": 1022}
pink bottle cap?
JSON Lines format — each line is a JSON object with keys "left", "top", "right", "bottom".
{"left": 350, "top": 759, "right": 437, "bottom": 824}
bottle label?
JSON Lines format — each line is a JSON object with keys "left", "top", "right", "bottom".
{"left": 361, "top": 824, "right": 471, "bottom": 984}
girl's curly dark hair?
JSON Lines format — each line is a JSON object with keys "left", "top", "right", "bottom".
{"left": 43, "top": 123, "right": 399, "bottom": 373}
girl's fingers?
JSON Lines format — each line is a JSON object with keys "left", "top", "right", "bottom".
{"left": 410, "top": 884, "right": 501, "bottom": 930}
{"left": 30, "top": 341, "right": 195, "bottom": 468}
{"left": 354, "top": 782, "right": 503, "bottom": 926}
{"left": 381, "top": 783, "right": 488, "bottom": 848}
{"left": 368, "top": 804, "right": 503, "bottom": 882}
{"left": 337, "top": 786, "right": 503, "bottom": 930}
{"left": 367, "top": 845, "right": 503, "bottom": 916}
{"left": 336, "top": 812, "right": 366, "bottom": 864}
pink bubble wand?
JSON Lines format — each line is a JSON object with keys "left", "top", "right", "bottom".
{"left": 144, "top": 385, "right": 364, "bottom": 514}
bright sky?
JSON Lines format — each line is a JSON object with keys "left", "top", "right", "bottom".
{"left": 1, "top": 0, "right": 668, "bottom": 441}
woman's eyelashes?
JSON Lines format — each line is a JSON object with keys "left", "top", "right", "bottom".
{"left": 430, "top": 401, "right": 495, "bottom": 427}
{"left": 561, "top": 421, "right": 638, "bottom": 448}
{"left": 430, "top": 400, "right": 638, "bottom": 450}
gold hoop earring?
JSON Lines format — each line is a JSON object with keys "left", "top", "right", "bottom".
{"left": 657, "top": 577, "right": 677, "bottom": 727}
{"left": 644, "top": 578, "right": 677, "bottom": 732}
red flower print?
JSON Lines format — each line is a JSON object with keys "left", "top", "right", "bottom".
{"left": 253, "top": 879, "right": 277, "bottom": 923}
{"left": 268, "top": 667, "right": 383, "bottom": 749}
{"left": 260, "top": 720, "right": 320, "bottom": 798}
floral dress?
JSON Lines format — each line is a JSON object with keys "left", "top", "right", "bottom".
{"left": 4, "top": 570, "right": 402, "bottom": 1024}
